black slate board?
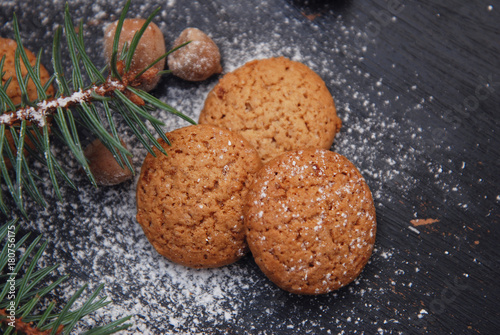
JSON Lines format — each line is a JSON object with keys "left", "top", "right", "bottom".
{"left": 1, "top": 0, "right": 499, "bottom": 334}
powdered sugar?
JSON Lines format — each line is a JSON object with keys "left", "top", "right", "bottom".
{"left": 2, "top": 0, "right": 415, "bottom": 332}
{"left": 1, "top": 0, "right": 488, "bottom": 334}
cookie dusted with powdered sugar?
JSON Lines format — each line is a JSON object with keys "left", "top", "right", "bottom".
{"left": 199, "top": 57, "right": 342, "bottom": 163}
{"left": 244, "top": 149, "right": 376, "bottom": 294}
{"left": 136, "top": 124, "right": 262, "bottom": 268}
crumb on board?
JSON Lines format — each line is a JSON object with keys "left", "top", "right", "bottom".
{"left": 410, "top": 218, "right": 440, "bottom": 226}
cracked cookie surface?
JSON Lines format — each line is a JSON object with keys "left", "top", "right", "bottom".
{"left": 136, "top": 124, "right": 261, "bottom": 268}
{"left": 199, "top": 57, "right": 342, "bottom": 163}
{"left": 244, "top": 149, "right": 376, "bottom": 294}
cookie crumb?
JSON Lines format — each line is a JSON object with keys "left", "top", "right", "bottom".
{"left": 410, "top": 218, "right": 439, "bottom": 226}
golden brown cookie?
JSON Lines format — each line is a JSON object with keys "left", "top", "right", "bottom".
{"left": 0, "top": 37, "right": 55, "bottom": 105}
{"left": 136, "top": 124, "right": 262, "bottom": 268}
{"left": 199, "top": 57, "right": 342, "bottom": 163}
{"left": 244, "top": 149, "right": 376, "bottom": 294}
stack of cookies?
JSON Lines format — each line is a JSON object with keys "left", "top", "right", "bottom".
{"left": 136, "top": 57, "right": 376, "bottom": 295}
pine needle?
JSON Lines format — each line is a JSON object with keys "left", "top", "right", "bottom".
{"left": 124, "top": 6, "right": 162, "bottom": 72}
{"left": 0, "top": 219, "right": 132, "bottom": 334}
{"left": 0, "top": 0, "right": 192, "bottom": 217}
{"left": 13, "top": 14, "right": 48, "bottom": 101}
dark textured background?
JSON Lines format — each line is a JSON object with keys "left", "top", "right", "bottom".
{"left": 1, "top": 0, "right": 499, "bottom": 334}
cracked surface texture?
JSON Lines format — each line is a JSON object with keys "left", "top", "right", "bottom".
{"left": 199, "top": 57, "right": 342, "bottom": 163}
{"left": 136, "top": 124, "right": 262, "bottom": 268}
{"left": 244, "top": 149, "right": 376, "bottom": 294}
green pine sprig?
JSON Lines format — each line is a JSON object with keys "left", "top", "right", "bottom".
{"left": 0, "top": 0, "right": 195, "bottom": 217}
{"left": 0, "top": 219, "right": 132, "bottom": 334}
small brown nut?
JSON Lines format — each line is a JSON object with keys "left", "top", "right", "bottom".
{"left": 84, "top": 138, "right": 134, "bottom": 186}
{"left": 103, "top": 19, "right": 166, "bottom": 91}
{"left": 168, "top": 27, "right": 222, "bottom": 81}
{"left": 0, "top": 37, "right": 55, "bottom": 105}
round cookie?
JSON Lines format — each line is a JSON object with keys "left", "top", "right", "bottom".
{"left": 244, "top": 149, "right": 376, "bottom": 294}
{"left": 136, "top": 124, "right": 262, "bottom": 268}
{"left": 199, "top": 57, "right": 342, "bottom": 163}
{"left": 0, "top": 37, "right": 55, "bottom": 105}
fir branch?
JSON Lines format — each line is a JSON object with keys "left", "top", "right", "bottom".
{"left": 0, "top": 79, "right": 128, "bottom": 128}
{"left": 0, "top": 0, "right": 196, "bottom": 216}
{"left": 0, "top": 219, "right": 132, "bottom": 335}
